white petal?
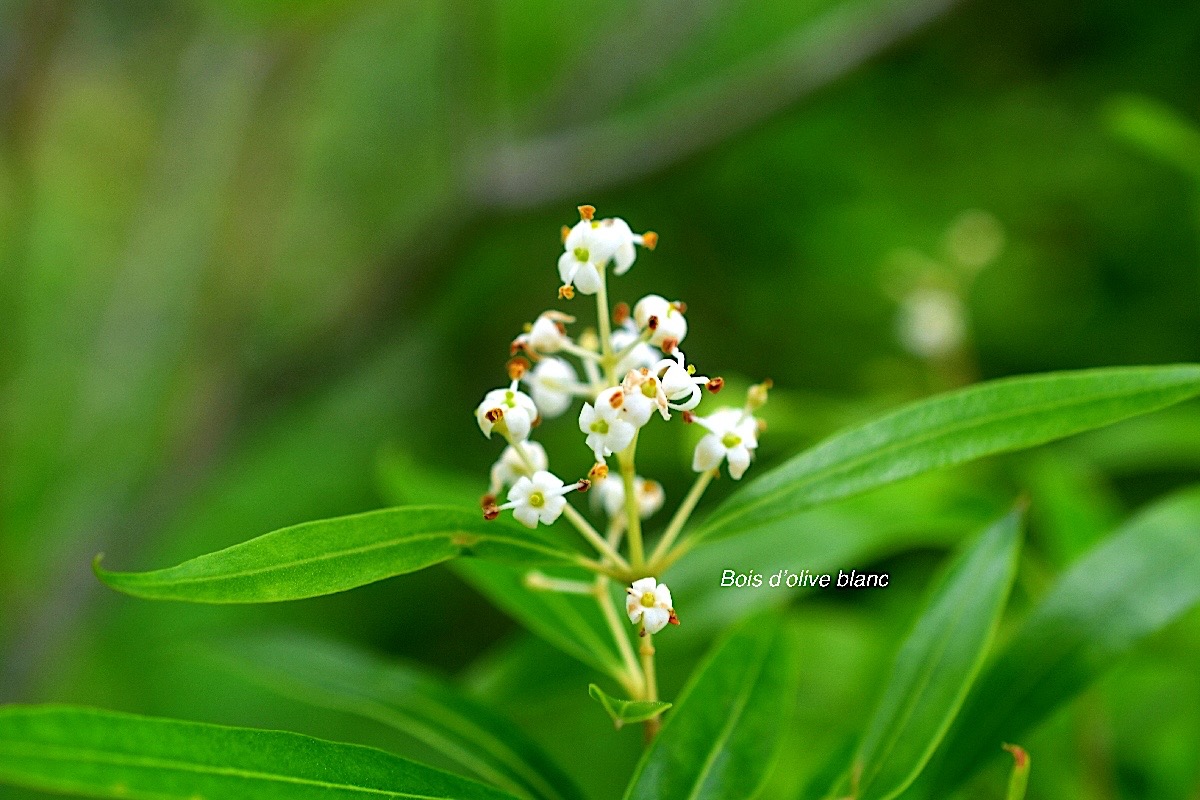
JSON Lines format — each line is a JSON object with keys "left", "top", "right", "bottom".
{"left": 727, "top": 444, "right": 752, "bottom": 480}
{"left": 512, "top": 505, "right": 540, "bottom": 529}
{"left": 693, "top": 435, "right": 725, "bottom": 473}
{"left": 606, "top": 419, "right": 636, "bottom": 454}
{"left": 654, "top": 583, "right": 673, "bottom": 609}
{"left": 572, "top": 264, "right": 602, "bottom": 295}
{"left": 539, "top": 494, "right": 567, "bottom": 525}
{"left": 557, "top": 251, "right": 579, "bottom": 285}
{"left": 627, "top": 602, "right": 644, "bottom": 625}
{"left": 641, "top": 606, "right": 669, "bottom": 635}
{"left": 586, "top": 432, "right": 609, "bottom": 462}
{"left": 630, "top": 577, "right": 657, "bottom": 594}
{"left": 506, "top": 477, "right": 533, "bottom": 504}
{"left": 505, "top": 409, "right": 531, "bottom": 441}
{"left": 613, "top": 242, "right": 636, "bottom": 274}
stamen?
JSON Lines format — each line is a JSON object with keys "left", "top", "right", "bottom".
{"left": 485, "top": 408, "right": 504, "bottom": 423}
{"left": 682, "top": 410, "right": 696, "bottom": 424}
{"left": 672, "top": 300, "right": 687, "bottom": 314}
{"left": 576, "top": 478, "right": 591, "bottom": 493}
{"left": 558, "top": 284, "right": 575, "bottom": 300}
{"left": 578, "top": 204, "right": 595, "bottom": 221}
{"left": 608, "top": 390, "right": 625, "bottom": 409}
{"left": 589, "top": 463, "right": 609, "bottom": 480}
{"left": 641, "top": 231, "right": 658, "bottom": 250}
{"left": 668, "top": 609, "right": 680, "bottom": 625}
{"left": 647, "top": 315, "right": 660, "bottom": 331}
{"left": 613, "top": 302, "right": 630, "bottom": 325}
{"left": 483, "top": 505, "right": 500, "bottom": 521}
{"left": 507, "top": 356, "right": 531, "bottom": 380}
{"left": 480, "top": 493, "right": 496, "bottom": 509}
{"left": 661, "top": 338, "right": 678, "bottom": 354}
{"left": 706, "top": 377, "right": 725, "bottom": 393}
{"left": 560, "top": 224, "right": 570, "bottom": 243}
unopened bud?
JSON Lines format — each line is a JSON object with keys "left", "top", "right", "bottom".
{"left": 747, "top": 378, "right": 773, "bottom": 410}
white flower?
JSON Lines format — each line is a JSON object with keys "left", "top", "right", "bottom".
{"left": 475, "top": 384, "right": 539, "bottom": 441}
{"left": 579, "top": 391, "right": 636, "bottom": 462}
{"left": 656, "top": 351, "right": 708, "bottom": 413}
{"left": 495, "top": 470, "right": 579, "bottom": 529}
{"left": 634, "top": 294, "right": 687, "bottom": 349}
{"left": 595, "top": 475, "right": 664, "bottom": 519}
{"left": 489, "top": 442, "right": 548, "bottom": 495}
{"left": 626, "top": 577, "right": 677, "bottom": 634}
{"left": 897, "top": 288, "right": 966, "bottom": 359}
{"left": 595, "top": 217, "right": 657, "bottom": 276}
{"left": 515, "top": 311, "right": 574, "bottom": 354}
{"left": 692, "top": 408, "right": 759, "bottom": 479}
{"left": 524, "top": 357, "right": 580, "bottom": 419}
{"left": 619, "top": 369, "right": 667, "bottom": 425}
{"left": 611, "top": 323, "right": 660, "bottom": 375}
{"left": 558, "top": 207, "right": 657, "bottom": 293}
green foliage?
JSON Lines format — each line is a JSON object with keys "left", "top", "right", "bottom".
{"left": 214, "top": 633, "right": 584, "bottom": 800}
{"left": 852, "top": 508, "right": 1023, "bottom": 800}
{"left": 94, "top": 506, "right": 577, "bottom": 603}
{"left": 588, "top": 684, "right": 672, "bottom": 730}
{"left": 0, "top": 705, "right": 520, "bottom": 799}
{"left": 700, "top": 366, "right": 1200, "bottom": 542}
{"left": 624, "top": 614, "right": 800, "bottom": 800}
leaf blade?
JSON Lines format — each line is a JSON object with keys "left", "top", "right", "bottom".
{"left": 588, "top": 684, "right": 672, "bottom": 729}
{"left": 624, "top": 613, "right": 800, "bottom": 800}
{"left": 700, "top": 365, "right": 1200, "bottom": 541}
{"left": 215, "top": 634, "right": 584, "bottom": 800}
{"left": 853, "top": 508, "right": 1024, "bottom": 800}
{"left": 0, "top": 705, "right": 520, "bottom": 799}
{"left": 95, "top": 505, "right": 576, "bottom": 604}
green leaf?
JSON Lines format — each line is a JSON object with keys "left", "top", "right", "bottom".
{"left": 920, "top": 485, "right": 1200, "bottom": 795}
{"left": 624, "top": 613, "right": 800, "bottom": 800}
{"left": 0, "top": 705, "right": 520, "bottom": 799}
{"left": 215, "top": 633, "right": 584, "bottom": 800}
{"left": 452, "top": 560, "right": 627, "bottom": 681}
{"left": 588, "top": 684, "right": 672, "bottom": 730}
{"left": 1003, "top": 745, "right": 1030, "bottom": 800}
{"left": 852, "top": 508, "right": 1024, "bottom": 800}
{"left": 95, "top": 505, "right": 577, "bottom": 604}
{"left": 699, "top": 365, "right": 1200, "bottom": 541}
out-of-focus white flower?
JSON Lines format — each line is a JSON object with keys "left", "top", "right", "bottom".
{"left": 897, "top": 288, "right": 966, "bottom": 359}
{"left": 634, "top": 294, "right": 687, "bottom": 349}
{"left": 594, "top": 475, "right": 664, "bottom": 520}
{"left": 524, "top": 357, "right": 580, "bottom": 419}
{"left": 489, "top": 442, "right": 549, "bottom": 496}
{"left": 579, "top": 390, "right": 637, "bottom": 461}
{"left": 476, "top": 384, "right": 539, "bottom": 441}
{"left": 626, "top": 577, "right": 677, "bottom": 634}
{"left": 692, "top": 407, "right": 759, "bottom": 479}
{"left": 514, "top": 311, "right": 574, "bottom": 355}
{"left": 493, "top": 470, "right": 581, "bottom": 529}
{"left": 611, "top": 324, "right": 659, "bottom": 375}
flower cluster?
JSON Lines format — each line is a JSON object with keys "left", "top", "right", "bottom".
{"left": 473, "top": 205, "right": 770, "bottom": 640}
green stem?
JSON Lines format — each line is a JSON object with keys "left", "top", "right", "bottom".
{"left": 563, "top": 503, "right": 630, "bottom": 570}
{"left": 649, "top": 469, "right": 714, "bottom": 566}
{"left": 524, "top": 571, "right": 595, "bottom": 595}
{"left": 619, "top": 433, "right": 645, "bottom": 569}
{"left": 640, "top": 632, "right": 660, "bottom": 740}
{"left": 595, "top": 576, "right": 643, "bottom": 696}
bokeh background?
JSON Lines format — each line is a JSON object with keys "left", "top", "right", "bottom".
{"left": 2, "top": 1, "right": 1200, "bottom": 798}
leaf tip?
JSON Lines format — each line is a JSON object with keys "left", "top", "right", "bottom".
{"left": 1002, "top": 743, "right": 1029, "bottom": 770}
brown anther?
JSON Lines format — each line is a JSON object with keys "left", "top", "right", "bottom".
{"left": 608, "top": 390, "right": 625, "bottom": 409}
{"left": 510, "top": 339, "right": 524, "bottom": 356}
{"left": 560, "top": 224, "right": 570, "bottom": 243}
{"left": 640, "top": 367, "right": 649, "bottom": 375}
{"left": 706, "top": 376, "right": 725, "bottom": 393}
{"left": 578, "top": 204, "right": 595, "bottom": 221}
{"left": 757, "top": 418, "right": 768, "bottom": 433}
{"left": 639, "top": 628, "right": 647, "bottom": 638}
{"left": 661, "top": 338, "right": 678, "bottom": 354}
{"left": 558, "top": 284, "right": 575, "bottom": 300}
{"left": 668, "top": 609, "right": 680, "bottom": 626}
{"left": 613, "top": 302, "right": 630, "bottom": 325}
{"left": 532, "top": 415, "right": 543, "bottom": 428}
{"left": 506, "top": 356, "right": 531, "bottom": 380}
{"left": 589, "top": 463, "right": 609, "bottom": 480}
{"left": 577, "top": 478, "right": 592, "bottom": 493}
{"left": 483, "top": 505, "right": 500, "bottom": 521}
{"left": 647, "top": 315, "right": 660, "bottom": 331}
{"left": 640, "top": 479, "right": 654, "bottom": 492}
{"left": 485, "top": 408, "right": 504, "bottom": 423}
{"left": 682, "top": 410, "right": 697, "bottom": 424}
{"left": 554, "top": 321, "right": 567, "bottom": 334}
{"left": 480, "top": 493, "right": 496, "bottom": 509}
{"left": 642, "top": 231, "right": 658, "bottom": 250}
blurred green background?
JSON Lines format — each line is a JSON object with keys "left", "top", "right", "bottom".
{"left": 2, "top": 1, "right": 1200, "bottom": 798}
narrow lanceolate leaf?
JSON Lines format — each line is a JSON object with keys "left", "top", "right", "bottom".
{"left": 853, "top": 508, "right": 1023, "bottom": 800}
{"left": 217, "top": 634, "right": 585, "bottom": 800}
{"left": 0, "top": 705, "right": 520, "bottom": 800}
{"left": 95, "top": 505, "right": 577, "bottom": 603}
{"left": 699, "top": 365, "right": 1200, "bottom": 541}
{"left": 625, "top": 613, "right": 800, "bottom": 800}
{"left": 922, "top": 485, "right": 1200, "bottom": 795}
{"left": 1003, "top": 745, "right": 1030, "bottom": 800}
{"left": 588, "top": 684, "right": 672, "bottom": 730}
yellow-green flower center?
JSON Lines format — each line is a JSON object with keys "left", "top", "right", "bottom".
{"left": 528, "top": 491, "right": 545, "bottom": 508}
{"left": 574, "top": 247, "right": 589, "bottom": 262}
{"left": 504, "top": 390, "right": 516, "bottom": 408}
{"left": 590, "top": 420, "right": 609, "bottom": 434}
{"left": 641, "top": 378, "right": 657, "bottom": 398}
{"left": 640, "top": 591, "right": 657, "bottom": 608}
{"left": 722, "top": 433, "right": 742, "bottom": 448}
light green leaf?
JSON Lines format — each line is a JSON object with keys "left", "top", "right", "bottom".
{"left": 852, "top": 508, "right": 1023, "bottom": 800}
{"left": 0, "top": 705, "right": 520, "bottom": 799}
{"left": 588, "top": 684, "right": 672, "bottom": 730}
{"left": 95, "top": 505, "right": 577, "bottom": 604}
{"left": 215, "top": 633, "right": 584, "bottom": 800}
{"left": 624, "top": 613, "right": 800, "bottom": 800}
{"left": 699, "top": 365, "right": 1200, "bottom": 541}
{"left": 1003, "top": 745, "right": 1030, "bottom": 800}
{"left": 920, "top": 485, "right": 1200, "bottom": 795}
{"left": 452, "top": 560, "right": 627, "bottom": 682}
{"left": 1104, "top": 94, "right": 1200, "bottom": 181}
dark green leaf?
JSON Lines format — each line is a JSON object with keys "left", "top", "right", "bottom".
{"left": 853, "top": 508, "right": 1023, "bottom": 800}
{"left": 700, "top": 365, "right": 1200, "bottom": 541}
{"left": 588, "top": 684, "right": 671, "bottom": 729}
{"left": 0, "top": 705, "right": 520, "bottom": 799}
{"left": 215, "top": 633, "right": 584, "bottom": 800}
{"left": 95, "top": 505, "right": 577, "bottom": 604}
{"left": 624, "top": 613, "right": 800, "bottom": 800}
{"left": 921, "top": 485, "right": 1200, "bottom": 795}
